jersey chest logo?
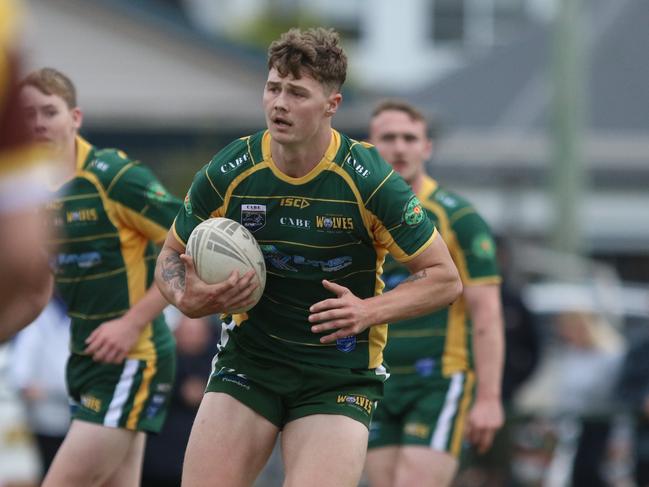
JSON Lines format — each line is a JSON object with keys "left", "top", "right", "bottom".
{"left": 241, "top": 204, "right": 266, "bottom": 232}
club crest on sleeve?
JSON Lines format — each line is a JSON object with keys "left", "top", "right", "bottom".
{"left": 241, "top": 204, "right": 266, "bottom": 232}
{"left": 183, "top": 191, "right": 192, "bottom": 215}
{"left": 403, "top": 195, "right": 424, "bottom": 226}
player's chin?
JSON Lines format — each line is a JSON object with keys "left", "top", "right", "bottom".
{"left": 268, "top": 126, "right": 294, "bottom": 142}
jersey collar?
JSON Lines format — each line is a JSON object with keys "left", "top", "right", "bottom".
{"left": 75, "top": 135, "right": 93, "bottom": 171}
{"left": 418, "top": 175, "right": 439, "bottom": 200}
{"left": 261, "top": 129, "right": 341, "bottom": 184}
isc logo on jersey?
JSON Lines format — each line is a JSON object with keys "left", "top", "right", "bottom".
{"left": 279, "top": 197, "right": 310, "bottom": 209}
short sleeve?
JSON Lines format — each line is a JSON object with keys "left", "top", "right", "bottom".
{"left": 367, "top": 171, "right": 436, "bottom": 263}
{"left": 107, "top": 163, "right": 182, "bottom": 244}
{"left": 451, "top": 209, "right": 500, "bottom": 284}
{"left": 173, "top": 163, "right": 225, "bottom": 246}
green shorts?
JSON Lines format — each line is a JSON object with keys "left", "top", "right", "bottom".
{"left": 368, "top": 371, "right": 474, "bottom": 457}
{"left": 67, "top": 350, "right": 176, "bottom": 433}
{"left": 205, "top": 333, "right": 387, "bottom": 429}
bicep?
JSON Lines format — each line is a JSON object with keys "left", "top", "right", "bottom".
{"left": 162, "top": 229, "right": 186, "bottom": 255}
{"left": 403, "top": 233, "right": 455, "bottom": 275}
{"left": 463, "top": 284, "right": 503, "bottom": 323}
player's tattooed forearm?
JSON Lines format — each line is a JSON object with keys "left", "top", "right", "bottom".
{"left": 404, "top": 270, "right": 427, "bottom": 283}
{"left": 161, "top": 251, "right": 186, "bottom": 291}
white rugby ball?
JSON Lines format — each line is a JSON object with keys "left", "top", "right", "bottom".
{"left": 186, "top": 217, "right": 266, "bottom": 312}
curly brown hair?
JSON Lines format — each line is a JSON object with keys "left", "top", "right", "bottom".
{"left": 267, "top": 27, "right": 347, "bottom": 92}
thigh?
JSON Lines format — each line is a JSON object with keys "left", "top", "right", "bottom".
{"left": 43, "top": 420, "right": 139, "bottom": 487}
{"left": 365, "top": 446, "right": 399, "bottom": 487}
{"left": 102, "top": 432, "right": 146, "bottom": 487}
{"left": 67, "top": 351, "right": 175, "bottom": 433}
{"left": 394, "top": 446, "right": 458, "bottom": 487}
{"left": 282, "top": 414, "right": 369, "bottom": 487}
{"left": 182, "top": 392, "right": 279, "bottom": 487}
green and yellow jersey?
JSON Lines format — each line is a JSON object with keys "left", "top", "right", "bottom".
{"left": 382, "top": 175, "right": 500, "bottom": 378}
{"left": 46, "top": 136, "right": 180, "bottom": 360}
{"left": 174, "top": 129, "right": 437, "bottom": 370}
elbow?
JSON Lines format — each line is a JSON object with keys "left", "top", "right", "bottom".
{"left": 447, "top": 267, "right": 463, "bottom": 304}
{"left": 451, "top": 275, "right": 463, "bottom": 304}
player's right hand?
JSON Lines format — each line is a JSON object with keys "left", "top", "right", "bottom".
{"left": 176, "top": 254, "right": 258, "bottom": 318}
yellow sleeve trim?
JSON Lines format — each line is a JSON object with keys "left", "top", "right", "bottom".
{"left": 395, "top": 227, "right": 439, "bottom": 264}
{"left": 463, "top": 276, "right": 502, "bottom": 286}
{"left": 172, "top": 220, "right": 187, "bottom": 248}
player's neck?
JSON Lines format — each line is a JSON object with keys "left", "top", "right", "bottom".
{"left": 52, "top": 137, "right": 78, "bottom": 185}
{"left": 410, "top": 173, "right": 424, "bottom": 195}
{"left": 271, "top": 128, "right": 332, "bottom": 178}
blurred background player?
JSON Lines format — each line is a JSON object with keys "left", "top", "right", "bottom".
{"left": 155, "top": 27, "right": 462, "bottom": 487}
{"left": 365, "top": 100, "right": 505, "bottom": 487}
{"left": 0, "top": 0, "right": 53, "bottom": 342}
{"left": 19, "top": 67, "right": 180, "bottom": 487}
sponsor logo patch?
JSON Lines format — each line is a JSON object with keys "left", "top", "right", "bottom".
{"left": 53, "top": 251, "right": 102, "bottom": 270}
{"left": 336, "top": 394, "right": 373, "bottom": 415}
{"left": 315, "top": 215, "right": 354, "bottom": 232}
{"left": 345, "top": 156, "right": 370, "bottom": 178}
{"left": 145, "top": 393, "right": 168, "bottom": 418}
{"left": 261, "top": 245, "right": 352, "bottom": 273}
{"left": 213, "top": 367, "right": 250, "bottom": 390}
{"left": 80, "top": 394, "right": 102, "bottom": 413}
{"left": 279, "top": 197, "right": 310, "bottom": 209}
{"left": 241, "top": 204, "right": 266, "bottom": 232}
{"left": 403, "top": 195, "right": 424, "bottom": 226}
{"left": 336, "top": 335, "right": 357, "bottom": 353}
{"left": 414, "top": 357, "right": 436, "bottom": 377}
{"left": 279, "top": 216, "right": 311, "bottom": 230}
{"left": 219, "top": 154, "right": 249, "bottom": 174}
{"left": 88, "top": 159, "right": 109, "bottom": 172}
{"left": 66, "top": 208, "right": 98, "bottom": 224}
{"left": 404, "top": 422, "right": 430, "bottom": 439}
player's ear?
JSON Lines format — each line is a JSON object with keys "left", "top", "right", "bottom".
{"left": 71, "top": 107, "right": 83, "bottom": 130}
{"left": 325, "top": 92, "right": 342, "bottom": 118}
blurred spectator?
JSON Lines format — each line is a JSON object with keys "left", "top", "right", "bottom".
{"left": 516, "top": 310, "right": 626, "bottom": 486}
{"left": 616, "top": 326, "right": 649, "bottom": 486}
{"left": 8, "top": 296, "right": 71, "bottom": 479}
{"left": 141, "top": 310, "right": 220, "bottom": 487}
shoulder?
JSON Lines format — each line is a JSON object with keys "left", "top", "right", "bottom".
{"left": 430, "top": 186, "right": 474, "bottom": 217}
{"left": 83, "top": 147, "right": 138, "bottom": 189}
{"left": 202, "top": 132, "right": 261, "bottom": 189}
{"left": 431, "top": 186, "right": 495, "bottom": 242}
{"left": 336, "top": 134, "right": 396, "bottom": 194}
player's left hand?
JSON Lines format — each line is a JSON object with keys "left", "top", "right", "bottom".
{"left": 465, "top": 397, "right": 505, "bottom": 454}
{"left": 309, "top": 280, "right": 370, "bottom": 343}
{"left": 84, "top": 317, "right": 141, "bottom": 364}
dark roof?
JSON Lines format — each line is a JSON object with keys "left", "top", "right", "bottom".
{"left": 407, "top": 0, "right": 649, "bottom": 134}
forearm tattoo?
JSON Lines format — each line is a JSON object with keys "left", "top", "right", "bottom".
{"left": 160, "top": 251, "right": 186, "bottom": 292}
{"left": 403, "top": 269, "right": 427, "bottom": 283}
